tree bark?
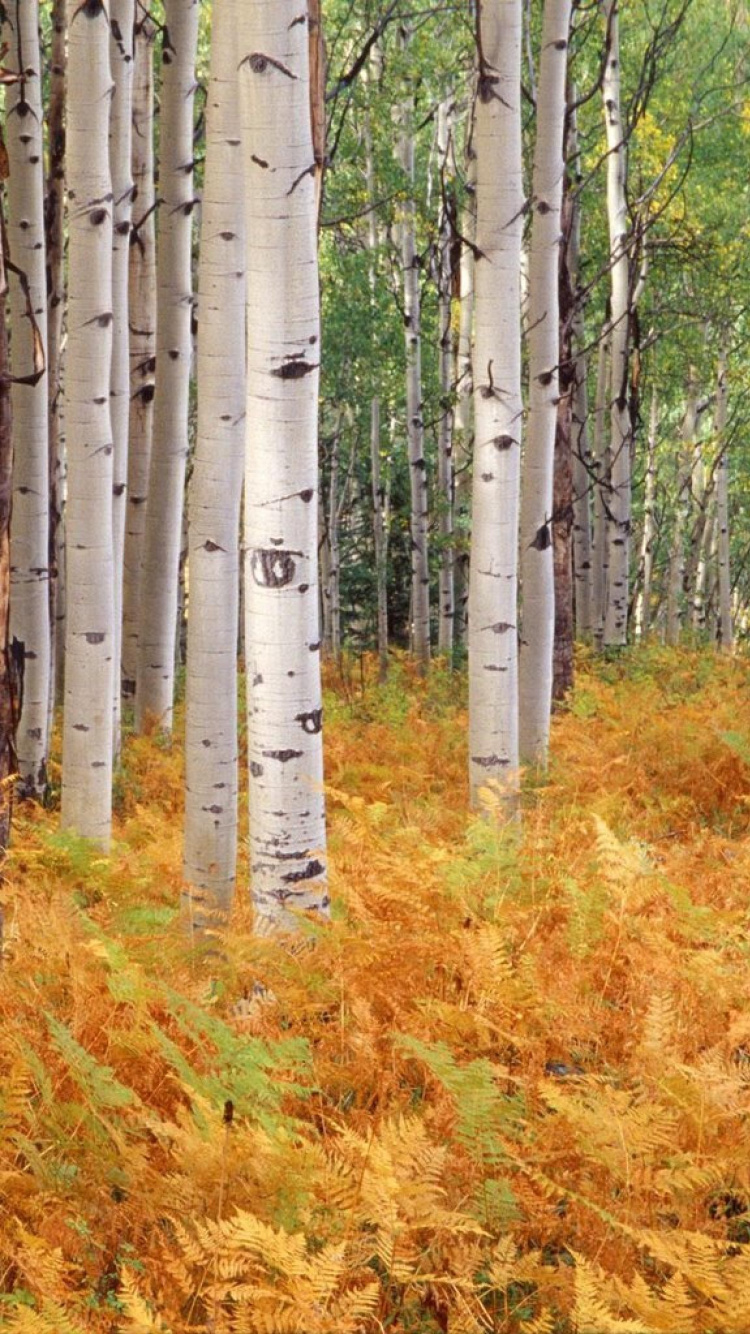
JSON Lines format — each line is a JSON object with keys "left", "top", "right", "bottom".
{"left": 61, "top": 0, "right": 115, "bottom": 847}
{"left": 45, "top": 0, "right": 66, "bottom": 722}
{"left": 634, "top": 385, "right": 657, "bottom": 639}
{"left": 468, "top": 0, "right": 523, "bottom": 814}
{"left": 519, "top": 0, "right": 572, "bottom": 762}
{"left": 453, "top": 117, "right": 476, "bottom": 650}
{"left": 436, "top": 98, "right": 456, "bottom": 658}
{"left": 0, "top": 195, "right": 17, "bottom": 850}
{"left": 5, "top": 0, "right": 51, "bottom": 799}
{"left": 716, "top": 348, "right": 732, "bottom": 649}
{"left": 666, "top": 369, "right": 698, "bottom": 647}
{"left": 238, "top": 0, "right": 328, "bottom": 928}
{"left": 591, "top": 329, "right": 610, "bottom": 646}
{"left": 135, "top": 0, "right": 199, "bottom": 732}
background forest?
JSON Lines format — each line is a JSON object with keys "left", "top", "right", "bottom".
{"left": 3, "top": 0, "right": 750, "bottom": 1331}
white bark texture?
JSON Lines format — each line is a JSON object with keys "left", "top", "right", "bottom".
{"left": 238, "top": 0, "right": 328, "bottom": 928}
{"left": 666, "top": 370, "right": 698, "bottom": 647}
{"left": 519, "top": 0, "right": 572, "bottom": 766}
{"left": 716, "top": 351, "right": 732, "bottom": 649}
{"left": 122, "top": 11, "right": 156, "bottom": 700}
{"left": 398, "top": 31, "right": 430, "bottom": 674}
{"left": 135, "top": 0, "right": 198, "bottom": 731}
{"left": 4, "top": 0, "right": 51, "bottom": 797}
{"left": 634, "top": 385, "right": 657, "bottom": 639}
{"left": 454, "top": 129, "right": 476, "bottom": 648}
{"left": 437, "top": 99, "right": 455, "bottom": 657}
{"left": 109, "top": 0, "right": 135, "bottom": 750}
{"left": 602, "top": 0, "right": 632, "bottom": 645}
{"left": 183, "top": 0, "right": 245, "bottom": 919}
{"left": 591, "top": 330, "right": 610, "bottom": 644}
{"left": 61, "top": 0, "right": 115, "bottom": 846}
{"left": 468, "top": 0, "right": 523, "bottom": 813}
{"left": 46, "top": 0, "right": 66, "bottom": 720}
{"left": 567, "top": 100, "right": 593, "bottom": 640}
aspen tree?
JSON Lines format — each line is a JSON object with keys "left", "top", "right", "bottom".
{"left": 591, "top": 331, "right": 610, "bottom": 645}
{"left": 468, "top": 0, "right": 523, "bottom": 813}
{"left": 364, "top": 82, "right": 389, "bottom": 680}
{"left": 716, "top": 349, "right": 732, "bottom": 649}
{"left": 634, "top": 386, "right": 657, "bottom": 639}
{"left": 183, "top": 0, "right": 244, "bottom": 919}
{"left": 45, "top": 0, "right": 65, "bottom": 714}
{"left": 453, "top": 125, "right": 476, "bottom": 648}
{"left": 109, "top": 0, "right": 134, "bottom": 751}
{"left": 567, "top": 99, "right": 593, "bottom": 640}
{"left": 238, "top": 0, "right": 328, "bottom": 927}
{"left": 122, "top": 10, "right": 156, "bottom": 701}
{"left": 519, "top": 0, "right": 572, "bottom": 766}
{"left": 136, "top": 0, "right": 198, "bottom": 732}
{"left": 397, "top": 25, "right": 430, "bottom": 674}
{"left": 602, "top": 0, "right": 632, "bottom": 646}
{"left": 4, "top": 0, "right": 51, "bottom": 797}
{"left": 666, "top": 369, "right": 698, "bottom": 647}
{"left": 61, "top": 0, "right": 115, "bottom": 846}
{"left": 436, "top": 98, "right": 456, "bottom": 657}
{"left": 0, "top": 209, "right": 14, "bottom": 847}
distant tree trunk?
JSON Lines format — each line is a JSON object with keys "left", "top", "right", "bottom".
{"left": 519, "top": 0, "right": 572, "bottom": 759}
{"left": 45, "top": 0, "right": 65, "bottom": 721}
{"left": 136, "top": 0, "right": 199, "bottom": 732}
{"left": 238, "top": 0, "right": 328, "bottom": 927}
{"left": 363, "top": 79, "right": 389, "bottom": 680}
{"left": 553, "top": 149, "right": 576, "bottom": 704}
{"left": 634, "top": 385, "right": 657, "bottom": 639}
{"left": 5, "top": 0, "right": 51, "bottom": 799}
{"left": 591, "top": 329, "right": 610, "bottom": 646}
{"left": 61, "top": 0, "right": 115, "bottom": 847}
{"left": 602, "top": 0, "right": 632, "bottom": 646}
{"left": 122, "top": 10, "right": 157, "bottom": 703}
{"left": 183, "top": 0, "right": 244, "bottom": 922}
{"left": 453, "top": 119, "right": 476, "bottom": 649}
{"left": 716, "top": 348, "right": 732, "bottom": 649}
{"left": 436, "top": 98, "right": 455, "bottom": 658}
{"left": 666, "top": 369, "right": 698, "bottom": 647}
{"left": 109, "top": 0, "right": 135, "bottom": 754}
{"left": 0, "top": 189, "right": 18, "bottom": 849}
{"left": 567, "top": 96, "right": 593, "bottom": 641}
{"left": 398, "top": 25, "right": 430, "bottom": 674}
{"left": 327, "top": 426, "right": 341, "bottom": 661}
{"left": 468, "top": 0, "right": 523, "bottom": 814}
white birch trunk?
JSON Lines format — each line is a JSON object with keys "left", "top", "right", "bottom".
{"left": 398, "top": 30, "right": 430, "bottom": 674}
{"left": 4, "top": 0, "right": 51, "bottom": 797}
{"left": 238, "top": 0, "right": 328, "bottom": 928}
{"left": 519, "top": 0, "right": 572, "bottom": 766}
{"left": 454, "top": 132, "right": 476, "bottom": 649}
{"left": 468, "top": 0, "right": 523, "bottom": 813}
{"left": 591, "top": 329, "right": 610, "bottom": 645}
{"left": 327, "top": 428, "right": 341, "bottom": 661}
{"left": 46, "top": 0, "right": 66, "bottom": 722}
{"left": 61, "top": 0, "right": 115, "bottom": 846}
{"left": 183, "top": 0, "right": 244, "bottom": 920}
{"left": 567, "top": 97, "right": 593, "bottom": 640}
{"left": 716, "top": 349, "right": 732, "bottom": 650}
{"left": 363, "top": 94, "right": 389, "bottom": 680}
{"left": 109, "top": 0, "right": 134, "bottom": 751}
{"left": 122, "top": 10, "right": 156, "bottom": 701}
{"left": 135, "top": 0, "right": 198, "bottom": 731}
{"left": 602, "top": 0, "right": 632, "bottom": 645}
{"left": 666, "top": 369, "right": 698, "bottom": 647}
{"left": 634, "top": 385, "right": 657, "bottom": 640}
{"left": 437, "top": 99, "right": 455, "bottom": 657}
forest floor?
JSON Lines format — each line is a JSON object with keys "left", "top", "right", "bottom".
{"left": 3, "top": 647, "right": 750, "bottom": 1333}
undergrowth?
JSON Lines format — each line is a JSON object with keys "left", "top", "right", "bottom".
{"left": 3, "top": 648, "right": 750, "bottom": 1331}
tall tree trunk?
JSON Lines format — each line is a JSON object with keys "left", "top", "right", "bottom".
{"left": 591, "top": 328, "right": 610, "bottom": 646}
{"left": 5, "top": 0, "right": 51, "bottom": 799}
{"left": 61, "top": 0, "right": 115, "bottom": 847}
{"left": 716, "top": 348, "right": 732, "bottom": 649}
{"left": 238, "top": 0, "right": 328, "bottom": 928}
{"left": 436, "top": 98, "right": 456, "bottom": 658}
{"left": 634, "top": 385, "right": 657, "bottom": 639}
{"left": 398, "top": 25, "right": 430, "bottom": 674}
{"left": 122, "top": 10, "right": 157, "bottom": 703}
{"left": 468, "top": 0, "right": 523, "bottom": 814}
{"left": 183, "top": 0, "right": 245, "bottom": 922}
{"left": 109, "top": 0, "right": 134, "bottom": 753}
{"left": 363, "top": 78, "right": 389, "bottom": 680}
{"left": 602, "top": 0, "right": 632, "bottom": 646}
{"left": 567, "top": 96, "right": 593, "bottom": 641}
{"left": 519, "top": 0, "right": 572, "bottom": 762}
{"left": 327, "top": 426, "right": 341, "bottom": 661}
{"left": 45, "top": 0, "right": 65, "bottom": 720}
{"left": 453, "top": 120, "right": 476, "bottom": 649}
{"left": 0, "top": 198, "right": 17, "bottom": 850}
{"left": 666, "top": 369, "right": 698, "bottom": 647}
{"left": 135, "top": 0, "right": 198, "bottom": 732}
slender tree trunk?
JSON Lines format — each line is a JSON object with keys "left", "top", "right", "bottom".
{"left": 238, "top": 0, "right": 328, "bottom": 927}
{"left": 453, "top": 122, "right": 476, "bottom": 649}
{"left": 468, "top": 0, "right": 523, "bottom": 814}
{"left": 183, "top": 0, "right": 244, "bottom": 922}
{"left": 135, "top": 0, "right": 198, "bottom": 732}
{"left": 398, "top": 26, "right": 430, "bottom": 674}
{"left": 591, "top": 329, "right": 610, "bottom": 646}
{"left": 122, "top": 10, "right": 157, "bottom": 703}
{"left": 109, "top": 0, "right": 135, "bottom": 753}
{"left": 519, "top": 0, "right": 572, "bottom": 761}
{"left": 363, "top": 81, "right": 389, "bottom": 679}
{"left": 716, "top": 349, "right": 732, "bottom": 649}
{"left": 634, "top": 385, "right": 657, "bottom": 639}
{"left": 602, "top": 0, "right": 632, "bottom": 645}
{"left": 567, "top": 97, "right": 593, "bottom": 641}
{"left": 666, "top": 369, "right": 698, "bottom": 647}
{"left": 45, "top": 0, "right": 65, "bottom": 721}
{"left": 436, "top": 99, "right": 456, "bottom": 658}
{"left": 61, "top": 0, "right": 115, "bottom": 847}
{"left": 327, "top": 427, "right": 341, "bottom": 661}
{"left": 0, "top": 211, "right": 17, "bottom": 849}
{"left": 5, "top": 0, "right": 51, "bottom": 799}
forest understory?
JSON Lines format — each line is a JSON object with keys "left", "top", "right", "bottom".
{"left": 2, "top": 647, "right": 750, "bottom": 1333}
